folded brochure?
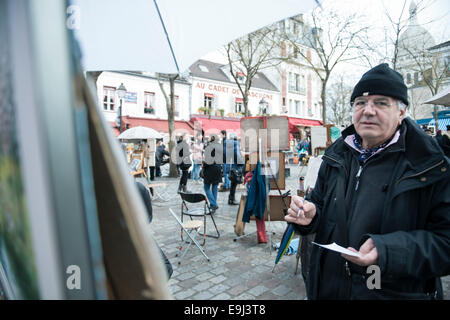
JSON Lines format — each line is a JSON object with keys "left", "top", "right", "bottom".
{"left": 312, "top": 242, "right": 361, "bottom": 257}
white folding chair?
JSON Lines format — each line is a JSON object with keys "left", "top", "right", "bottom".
{"left": 168, "top": 208, "right": 210, "bottom": 264}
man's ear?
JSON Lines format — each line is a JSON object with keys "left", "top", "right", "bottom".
{"left": 398, "top": 108, "right": 406, "bottom": 125}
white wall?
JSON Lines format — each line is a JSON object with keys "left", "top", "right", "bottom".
{"left": 97, "top": 72, "right": 191, "bottom": 122}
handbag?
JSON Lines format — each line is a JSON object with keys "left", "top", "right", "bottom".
{"left": 229, "top": 167, "right": 243, "bottom": 184}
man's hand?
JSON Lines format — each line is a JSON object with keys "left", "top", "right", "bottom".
{"left": 285, "top": 195, "right": 316, "bottom": 226}
{"left": 342, "top": 238, "right": 378, "bottom": 267}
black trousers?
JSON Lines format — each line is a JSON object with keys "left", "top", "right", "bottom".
{"left": 229, "top": 180, "right": 238, "bottom": 201}
{"left": 149, "top": 166, "right": 155, "bottom": 180}
{"left": 179, "top": 170, "right": 189, "bottom": 189}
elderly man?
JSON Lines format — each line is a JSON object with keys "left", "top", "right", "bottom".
{"left": 286, "top": 63, "right": 450, "bottom": 299}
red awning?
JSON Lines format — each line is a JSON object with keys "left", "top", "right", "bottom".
{"left": 235, "top": 97, "right": 243, "bottom": 103}
{"left": 190, "top": 116, "right": 241, "bottom": 137}
{"left": 204, "top": 93, "right": 214, "bottom": 98}
{"left": 116, "top": 116, "right": 194, "bottom": 136}
{"left": 288, "top": 117, "right": 322, "bottom": 133}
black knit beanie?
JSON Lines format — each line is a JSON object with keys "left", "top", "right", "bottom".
{"left": 350, "top": 63, "right": 408, "bottom": 106}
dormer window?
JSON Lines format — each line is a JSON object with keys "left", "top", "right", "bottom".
{"left": 199, "top": 64, "right": 209, "bottom": 72}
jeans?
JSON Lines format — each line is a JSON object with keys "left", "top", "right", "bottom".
{"left": 222, "top": 164, "right": 231, "bottom": 189}
{"left": 191, "top": 162, "right": 200, "bottom": 180}
{"left": 203, "top": 183, "right": 218, "bottom": 208}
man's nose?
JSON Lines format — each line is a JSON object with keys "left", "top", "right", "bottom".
{"left": 362, "top": 102, "right": 377, "bottom": 114}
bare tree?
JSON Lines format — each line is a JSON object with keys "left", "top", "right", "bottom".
{"left": 225, "top": 27, "right": 282, "bottom": 116}
{"left": 157, "top": 73, "right": 179, "bottom": 177}
{"left": 327, "top": 75, "right": 353, "bottom": 126}
{"left": 281, "top": 7, "right": 368, "bottom": 124}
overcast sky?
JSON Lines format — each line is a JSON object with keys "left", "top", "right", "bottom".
{"left": 317, "top": 0, "right": 450, "bottom": 83}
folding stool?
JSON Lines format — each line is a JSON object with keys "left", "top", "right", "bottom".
{"left": 168, "top": 208, "right": 210, "bottom": 264}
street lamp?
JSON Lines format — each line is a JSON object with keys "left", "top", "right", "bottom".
{"left": 116, "top": 83, "right": 127, "bottom": 133}
{"left": 259, "top": 98, "right": 268, "bottom": 115}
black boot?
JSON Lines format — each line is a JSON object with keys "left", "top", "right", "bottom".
{"left": 228, "top": 198, "right": 238, "bottom": 205}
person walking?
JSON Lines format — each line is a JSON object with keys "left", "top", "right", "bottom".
{"left": 219, "top": 130, "right": 231, "bottom": 192}
{"left": 190, "top": 135, "right": 204, "bottom": 183}
{"left": 227, "top": 134, "right": 244, "bottom": 205}
{"left": 175, "top": 136, "right": 191, "bottom": 193}
{"left": 286, "top": 63, "right": 450, "bottom": 300}
{"left": 202, "top": 135, "right": 222, "bottom": 212}
{"left": 155, "top": 140, "right": 169, "bottom": 177}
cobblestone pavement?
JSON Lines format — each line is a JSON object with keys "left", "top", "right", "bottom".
{"left": 147, "top": 164, "right": 450, "bottom": 300}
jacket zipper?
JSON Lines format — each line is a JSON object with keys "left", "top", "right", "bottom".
{"left": 355, "top": 165, "right": 363, "bottom": 191}
{"left": 395, "top": 160, "right": 444, "bottom": 186}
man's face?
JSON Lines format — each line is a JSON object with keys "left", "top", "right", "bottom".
{"left": 352, "top": 95, "right": 406, "bottom": 148}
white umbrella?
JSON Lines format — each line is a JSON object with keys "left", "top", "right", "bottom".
{"left": 118, "top": 126, "right": 163, "bottom": 140}
{"left": 73, "top": 0, "right": 320, "bottom": 73}
{"left": 422, "top": 88, "right": 450, "bottom": 106}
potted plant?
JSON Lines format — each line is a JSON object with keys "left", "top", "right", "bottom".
{"left": 198, "top": 107, "right": 207, "bottom": 115}
{"left": 219, "top": 108, "right": 225, "bottom": 117}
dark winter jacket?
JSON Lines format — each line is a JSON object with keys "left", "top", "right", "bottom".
{"left": 295, "top": 117, "right": 450, "bottom": 300}
{"left": 202, "top": 141, "right": 222, "bottom": 185}
{"left": 156, "top": 144, "right": 170, "bottom": 166}
{"left": 175, "top": 140, "right": 191, "bottom": 171}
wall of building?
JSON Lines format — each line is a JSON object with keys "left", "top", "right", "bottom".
{"left": 97, "top": 72, "right": 191, "bottom": 123}
{"left": 191, "top": 77, "right": 281, "bottom": 117}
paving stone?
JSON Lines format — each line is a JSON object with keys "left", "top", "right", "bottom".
{"left": 227, "top": 284, "right": 247, "bottom": 296}
{"left": 195, "top": 272, "right": 215, "bottom": 281}
{"left": 193, "top": 281, "right": 213, "bottom": 291}
{"left": 209, "top": 283, "right": 230, "bottom": 295}
{"left": 192, "top": 291, "right": 215, "bottom": 300}
{"left": 212, "top": 293, "right": 231, "bottom": 300}
{"left": 174, "top": 288, "right": 196, "bottom": 300}
{"left": 272, "top": 284, "right": 292, "bottom": 296}
{"left": 247, "top": 285, "right": 269, "bottom": 297}
{"left": 210, "top": 266, "right": 228, "bottom": 276}
{"left": 169, "top": 284, "right": 183, "bottom": 294}
{"left": 177, "top": 272, "right": 196, "bottom": 281}
{"left": 210, "top": 275, "right": 227, "bottom": 284}
{"left": 233, "top": 293, "right": 256, "bottom": 300}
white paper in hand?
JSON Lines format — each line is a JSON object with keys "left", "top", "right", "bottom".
{"left": 312, "top": 242, "right": 361, "bottom": 257}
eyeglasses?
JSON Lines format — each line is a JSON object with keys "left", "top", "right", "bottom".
{"left": 351, "top": 98, "right": 395, "bottom": 111}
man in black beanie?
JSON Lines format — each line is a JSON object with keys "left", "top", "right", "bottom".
{"left": 285, "top": 63, "right": 450, "bottom": 299}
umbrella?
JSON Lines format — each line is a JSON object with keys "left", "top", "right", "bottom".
{"left": 423, "top": 88, "right": 450, "bottom": 106}
{"left": 118, "top": 126, "right": 163, "bottom": 140}
{"left": 272, "top": 223, "right": 297, "bottom": 272}
{"left": 73, "top": 0, "right": 320, "bottom": 73}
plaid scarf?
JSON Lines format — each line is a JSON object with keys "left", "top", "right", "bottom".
{"left": 352, "top": 133, "right": 394, "bottom": 164}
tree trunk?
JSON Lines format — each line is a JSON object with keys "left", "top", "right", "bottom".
{"left": 157, "top": 74, "right": 179, "bottom": 177}
{"left": 168, "top": 77, "right": 178, "bottom": 177}
{"left": 321, "top": 81, "right": 328, "bottom": 124}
